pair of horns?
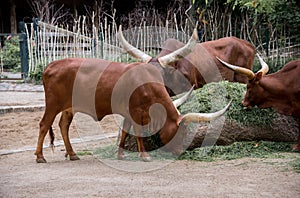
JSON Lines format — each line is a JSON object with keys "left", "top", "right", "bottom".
{"left": 216, "top": 54, "right": 269, "bottom": 80}
{"left": 118, "top": 26, "right": 199, "bottom": 66}
{"left": 172, "top": 85, "right": 232, "bottom": 125}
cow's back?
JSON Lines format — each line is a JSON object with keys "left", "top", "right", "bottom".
{"left": 271, "top": 60, "right": 300, "bottom": 101}
{"left": 96, "top": 62, "right": 167, "bottom": 121}
{"left": 43, "top": 58, "right": 85, "bottom": 112}
{"left": 201, "top": 37, "right": 255, "bottom": 82}
{"left": 268, "top": 60, "right": 300, "bottom": 87}
{"left": 43, "top": 58, "right": 168, "bottom": 121}
{"left": 262, "top": 60, "right": 300, "bottom": 116}
{"left": 201, "top": 37, "right": 255, "bottom": 67}
{"left": 157, "top": 37, "right": 256, "bottom": 88}
{"left": 43, "top": 58, "right": 125, "bottom": 118}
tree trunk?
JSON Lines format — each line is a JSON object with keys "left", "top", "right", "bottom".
{"left": 9, "top": 0, "right": 17, "bottom": 33}
{"left": 187, "top": 113, "right": 298, "bottom": 149}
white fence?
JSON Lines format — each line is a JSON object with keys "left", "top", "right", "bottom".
{"left": 24, "top": 18, "right": 299, "bottom": 76}
{"left": 24, "top": 18, "right": 193, "bottom": 74}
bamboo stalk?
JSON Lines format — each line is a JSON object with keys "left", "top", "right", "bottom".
{"left": 24, "top": 24, "right": 32, "bottom": 73}
{"left": 42, "top": 24, "right": 46, "bottom": 65}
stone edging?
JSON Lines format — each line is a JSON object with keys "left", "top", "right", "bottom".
{"left": 0, "top": 105, "right": 45, "bottom": 114}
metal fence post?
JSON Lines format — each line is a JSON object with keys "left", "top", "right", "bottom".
{"left": 99, "top": 32, "right": 103, "bottom": 58}
{"left": 33, "top": 18, "right": 39, "bottom": 62}
{"left": 19, "top": 21, "right": 29, "bottom": 80}
{"left": 92, "top": 38, "right": 97, "bottom": 58}
{"left": 265, "top": 27, "right": 269, "bottom": 58}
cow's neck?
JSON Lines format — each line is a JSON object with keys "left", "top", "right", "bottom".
{"left": 259, "top": 76, "right": 295, "bottom": 116}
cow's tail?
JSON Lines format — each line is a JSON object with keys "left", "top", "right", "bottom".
{"left": 49, "top": 126, "right": 55, "bottom": 153}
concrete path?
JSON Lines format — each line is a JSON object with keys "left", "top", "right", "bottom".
{"left": 0, "top": 82, "right": 45, "bottom": 113}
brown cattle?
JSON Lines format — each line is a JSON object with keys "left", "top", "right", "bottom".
{"left": 118, "top": 28, "right": 255, "bottom": 95}
{"left": 35, "top": 56, "right": 232, "bottom": 163}
{"left": 217, "top": 55, "right": 300, "bottom": 150}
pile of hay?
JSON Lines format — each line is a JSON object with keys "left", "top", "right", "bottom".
{"left": 178, "top": 81, "right": 276, "bottom": 126}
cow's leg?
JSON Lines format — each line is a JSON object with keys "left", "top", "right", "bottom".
{"left": 292, "top": 118, "right": 300, "bottom": 151}
{"left": 117, "top": 119, "right": 131, "bottom": 160}
{"left": 35, "top": 108, "right": 58, "bottom": 163}
{"left": 133, "top": 124, "right": 151, "bottom": 162}
{"left": 59, "top": 110, "right": 79, "bottom": 161}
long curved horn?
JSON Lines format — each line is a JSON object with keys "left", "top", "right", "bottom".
{"left": 173, "top": 85, "right": 195, "bottom": 108}
{"left": 158, "top": 28, "right": 198, "bottom": 67}
{"left": 118, "top": 25, "right": 152, "bottom": 63}
{"left": 216, "top": 56, "right": 255, "bottom": 80}
{"left": 180, "top": 100, "right": 232, "bottom": 126}
{"left": 256, "top": 53, "right": 269, "bottom": 75}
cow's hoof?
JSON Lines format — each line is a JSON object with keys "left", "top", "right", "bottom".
{"left": 117, "top": 154, "right": 125, "bottom": 160}
{"left": 142, "top": 156, "right": 152, "bottom": 162}
{"left": 36, "top": 158, "right": 47, "bottom": 163}
{"left": 70, "top": 155, "right": 80, "bottom": 161}
{"left": 172, "top": 149, "right": 184, "bottom": 156}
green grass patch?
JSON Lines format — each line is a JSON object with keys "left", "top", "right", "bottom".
{"left": 93, "top": 144, "right": 176, "bottom": 161}
{"left": 89, "top": 141, "right": 299, "bottom": 172}
{"left": 77, "top": 150, "right": 93, "bottom": 156}
{"left": 90, "top": 141, "right": 295, "bottom": 162}
{"left": 291, "top": 158, "right": 300, "bottom": 173}
{"left": 177, "top": 81, "right": 276, "bottom": 127}
{"left": 179, "top": 141, "right": 295, "bottom": 162}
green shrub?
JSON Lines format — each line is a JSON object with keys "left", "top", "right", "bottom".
{"left": 29, "top": 64, "right": 44, "bottom": 84}
{"left": 0, "top": 36, "right": 21, "bottom": 72}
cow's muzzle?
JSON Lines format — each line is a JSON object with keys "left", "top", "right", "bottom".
{"left": 242, "top": 100, "right": 253, "bottom": 110}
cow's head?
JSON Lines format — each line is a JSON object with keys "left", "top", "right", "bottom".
{"left": 118, "top": 26, "right": 198, "bottom": 95}
{"left": 162, "top": 93, "right": 232, "bottom": 155}
{"left": 216, "top": 54, "right": 269, "bottom": 109}
{"left": 128, "top": 82, "right": 232, "bottom": 156}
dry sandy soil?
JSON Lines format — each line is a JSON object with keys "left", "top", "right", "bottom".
{"left": 0, "top": 110, "right": 299, "bottom": 197}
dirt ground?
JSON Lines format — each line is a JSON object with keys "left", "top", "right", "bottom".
{"left": 0, "top": 110, "right": 300, "bottom": 197}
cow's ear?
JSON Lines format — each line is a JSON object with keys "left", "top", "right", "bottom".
{"left": 254, "top": 72, "right": 263, "bottom": 82}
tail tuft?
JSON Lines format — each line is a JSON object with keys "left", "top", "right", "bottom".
{"left": 49, "top": 126, "right": 55, "bottom": 152}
